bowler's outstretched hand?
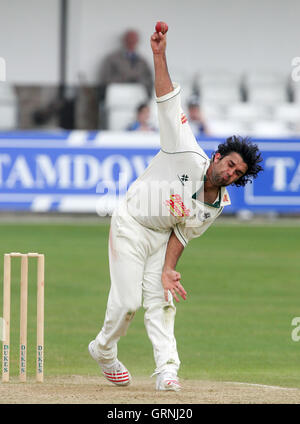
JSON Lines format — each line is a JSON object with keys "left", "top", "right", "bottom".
{"left": 162, "top": 268, "right": 187, "bottom": 303}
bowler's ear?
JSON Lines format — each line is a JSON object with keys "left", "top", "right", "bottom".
{"left": 214, "top": 152, "right": 222, "bottom": 162}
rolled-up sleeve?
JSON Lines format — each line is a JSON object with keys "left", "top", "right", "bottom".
{"left": 156, "top": 83, "right": 182, "bottom": 153}
{"left": 174, "top": 221, "right": 213, "bottom": 247}
{"left": 156, "top": 82, "right": 202, "bottom": 153}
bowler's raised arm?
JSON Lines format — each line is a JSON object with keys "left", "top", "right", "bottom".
{"left": 150, "top": 32, "right": 173, "bottom": 97}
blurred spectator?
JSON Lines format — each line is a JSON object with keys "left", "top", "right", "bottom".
{"left": 98, "top": 29, "right": 153, "bottom": 128}
{"left": 127, "top": 103, "right": 157, "bottom": 132}
{"left": 187, "top": 96, "right": 209, "bottom": 136}
{"left": 99, "top": 29, "right": 153, "bottom": 99}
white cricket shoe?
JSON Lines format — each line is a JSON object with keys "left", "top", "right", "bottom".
{"left": 156, "top": 371, "right": 181, "bottom": 391}
{"left": 88, "top": 340, "right": 131, "bottom": 386}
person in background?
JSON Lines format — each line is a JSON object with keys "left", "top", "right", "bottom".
{"left": 99, "top": 29, "right": 153, "bottom": 98}
{"left": 98, "top": 30, "right": 154, "bottom": 129}
{"left": 186, "top": 95, "right": 209, "bottom": 137}
{"left": 127, "top": 103, "right": 157, "bottom": 132}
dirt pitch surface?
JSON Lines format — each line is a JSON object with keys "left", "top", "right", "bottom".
{"left": 0, "top": 375, "right": 300, "bottom": 404}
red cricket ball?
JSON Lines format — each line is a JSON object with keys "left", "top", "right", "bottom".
{"left": 155, "top": 21, "right": 168, "bottom": 34}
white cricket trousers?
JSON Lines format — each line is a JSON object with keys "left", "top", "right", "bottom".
{"left": 94, "top": 203, "right": 180, "bottom": 374}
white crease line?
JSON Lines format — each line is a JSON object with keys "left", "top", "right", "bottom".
{"left": 225, "top": 381, "right": 299, "bottom": 391}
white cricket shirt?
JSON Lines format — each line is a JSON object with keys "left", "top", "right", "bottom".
{"left": 126, "top": 83, "right": 231, "bottom": 246}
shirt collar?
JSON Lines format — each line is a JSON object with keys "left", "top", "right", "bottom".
{"left": 220, "top": 186, "right": 231, "bottom": 206}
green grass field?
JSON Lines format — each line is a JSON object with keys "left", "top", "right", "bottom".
{"left": 0, "top": 219, "right": 300, "bottom": 388}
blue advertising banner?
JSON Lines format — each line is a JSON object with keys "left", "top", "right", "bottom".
{"left": 0, "top": 130, "right": 299, "bottom": 214}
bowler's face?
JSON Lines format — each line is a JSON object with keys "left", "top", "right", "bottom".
{"left": 210, "top": 152, "right": 248, "bottom": 186}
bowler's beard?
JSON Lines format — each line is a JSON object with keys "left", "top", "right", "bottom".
{"left": 210, "top": 168, "right": 227, "bottom": 187}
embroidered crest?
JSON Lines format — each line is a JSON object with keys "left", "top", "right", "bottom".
{"left": 165, "top": 194, "right": 190, "bottom": 217}
{"left": 198, "top": 211, "right": 211, "bottom": 222}
{"left": 181, "top": 113, "right": 188, "bottom": 124}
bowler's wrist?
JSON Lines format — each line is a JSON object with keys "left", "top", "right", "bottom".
{"left": 153, "top": 52, "right": 167, "bottom": 60}
{"left": 162, "top": 266, "right": 175, "bottom": 274}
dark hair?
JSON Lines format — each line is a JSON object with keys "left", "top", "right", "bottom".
{"left": 215, "top": 135, "right": 263, "bottom": 187}
{"left": 137, "top": 103, "right": 148, "bottom": 113}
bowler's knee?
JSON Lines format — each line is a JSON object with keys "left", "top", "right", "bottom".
{"left": 122, "top": 298, "right": 141, "bottom": 315}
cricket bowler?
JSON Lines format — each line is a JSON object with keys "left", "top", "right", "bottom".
{"left": 89, "top": 25, "right": 263, "bottom": 391}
